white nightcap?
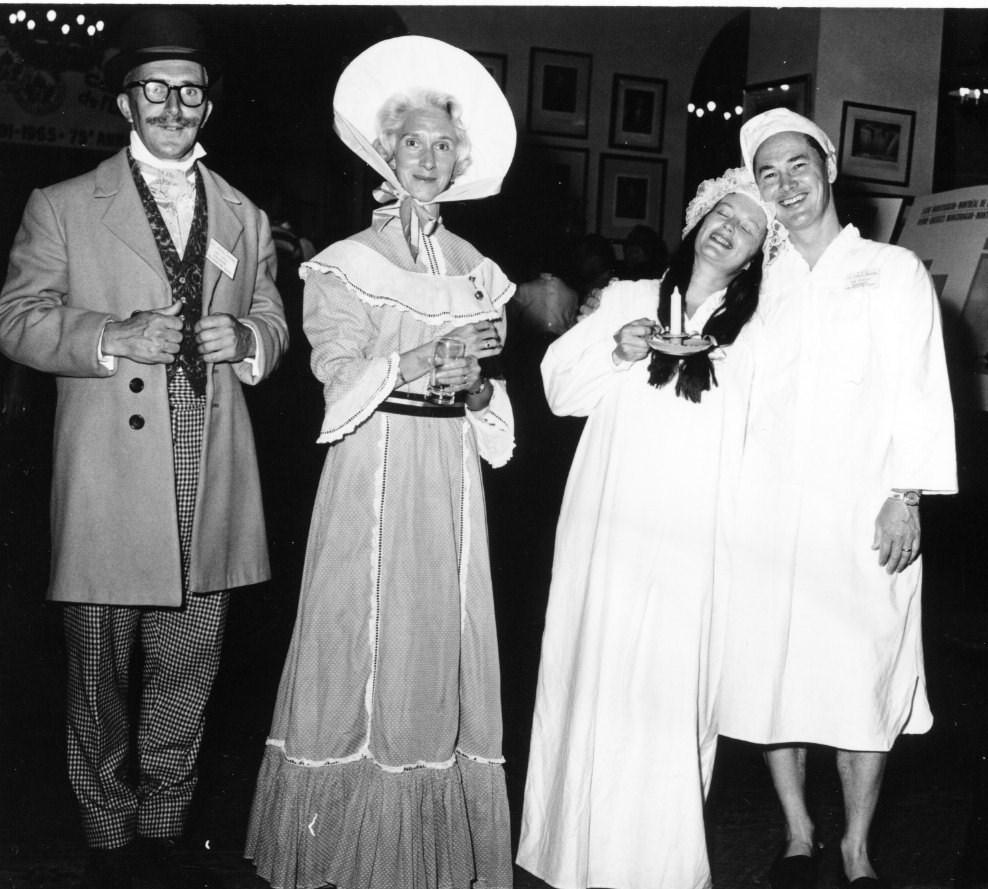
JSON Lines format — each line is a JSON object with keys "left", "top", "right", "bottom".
{"left": 740, "top": 107, "right": 836, "bottom": 171}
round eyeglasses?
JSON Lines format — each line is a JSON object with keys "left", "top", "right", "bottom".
{"left": 124, "top": 80, "right": 208, "bottom": 108}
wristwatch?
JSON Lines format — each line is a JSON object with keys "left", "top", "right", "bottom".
{"left": 467, "top": 377, "right": 490, "bottom": 397}
{"left": 889, "top": 490, "right": 921, "bottom": 507}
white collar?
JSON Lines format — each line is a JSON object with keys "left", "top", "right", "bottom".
{"left": 686, "top": 286, "right": 727, "bottom": 333}
{"left": 129, "top": 131, "right": 207, "bottom": 172}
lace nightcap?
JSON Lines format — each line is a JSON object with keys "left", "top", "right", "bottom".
{"left": 682, "top": 166, "right": 788, "bottom": 265}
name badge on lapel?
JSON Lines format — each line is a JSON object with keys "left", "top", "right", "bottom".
{"left": 845, "top": 269, "right": 879, "bottom": 291}
{"left": 207, "top": 239, "right": 238, "bottom": 280}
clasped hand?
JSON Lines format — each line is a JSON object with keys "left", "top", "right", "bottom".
{"left": 105, "top": 300, "right": 253, "bottom": 365}
{"left": 431, "top": 354, "right": 484, "bottom": 393}
{"left": 612, "top": 317, "right": 655, "bottom": 364}
{"left": 444, "top": 320, "right": 503, "bottom": 359}
{"left": 577, "top": 290, "right": 602, "bottom": 323}
{"left": 430, "top": 320, "right": 501, "bottom": 393}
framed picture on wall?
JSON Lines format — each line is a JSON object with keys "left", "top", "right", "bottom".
{"left": 471, "top": 51, "right": 507, "bottom": 92}
{"left": 609, "top": 74, "right": 666, "bottom": 152}
{"left": 838, "top": 102, "right": 916, "bottom": 186}
{"left": 528, "top": 47, "right": 592, "bottom": 138}
{"left": 529, "top": 145, "right": 589, "bottom": 206}
{"left": 837, "top": 192, "right": 910, "bottom": 244}
{"left": 742, "top": 75, "right": 811, "bottom": 122}
{"left": 597, "top": 153, "right": 666, "bottom": 243}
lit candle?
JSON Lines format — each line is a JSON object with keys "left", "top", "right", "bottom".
{"left": 669, "top": 287, "right": 683, "bottom": 337}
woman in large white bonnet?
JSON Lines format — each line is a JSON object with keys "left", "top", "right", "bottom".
{"left": 246, "top": 36, "right": 516, "bottom": 889}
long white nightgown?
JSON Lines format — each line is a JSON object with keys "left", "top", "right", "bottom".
{"left": 717, "top": 226, "right": 957, "bottom": 751}
{"left": 517, "top": 278, "right": 752, "bottom": 889}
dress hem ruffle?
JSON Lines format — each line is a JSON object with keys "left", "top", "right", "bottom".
{"left": 246, "top": 744, "right": 513, "bottom": 889}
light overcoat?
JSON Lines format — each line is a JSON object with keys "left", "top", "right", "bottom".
{"left": 0, "top": 148, "right": 288, "bottom": 606}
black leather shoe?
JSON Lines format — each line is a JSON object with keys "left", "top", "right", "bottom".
{"left": 76, "top": 847, "right": 133, "bottom": 889}
{"left": 133, "top": 836, "right": 225, "bottom": 889}
{"left": 767, "top": 843, "right": 823, "bottom": 889}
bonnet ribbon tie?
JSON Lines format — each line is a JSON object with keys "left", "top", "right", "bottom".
{"left": 372, "top": 180, "right": 440, "bottom": 261}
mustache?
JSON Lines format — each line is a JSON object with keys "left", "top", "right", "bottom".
{"left": 144, "top": 115, "right": 199, "bottom": 128}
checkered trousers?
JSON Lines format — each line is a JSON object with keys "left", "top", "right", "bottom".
{"left": 64, "top": 370, "right": 230, "bottom": 849}
{"left": 169, "top": 369, "right": 204, "bottom": 591}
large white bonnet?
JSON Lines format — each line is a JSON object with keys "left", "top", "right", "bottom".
{"left": 333, "top": 35, "right": 517, "bottom": 203}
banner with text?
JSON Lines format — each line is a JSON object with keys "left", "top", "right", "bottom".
{"left": 898, "top": 185, "right": 988, "bottom": 410}
{"left": 0, "top": 36, "right": 129, "bottom": 152}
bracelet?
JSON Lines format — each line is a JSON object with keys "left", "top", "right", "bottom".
{"left": 466, "top": 377, "right": 490, "bottom": 397}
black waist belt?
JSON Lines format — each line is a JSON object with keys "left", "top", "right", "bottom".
{"left": 376, "top": 391, "right": 466, "bottom": 418}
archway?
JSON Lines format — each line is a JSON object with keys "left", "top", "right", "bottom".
{"left": 683, "top": 11, "right": 749, "bottom": 221}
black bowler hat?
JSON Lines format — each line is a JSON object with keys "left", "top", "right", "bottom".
{"left": 103, "top": 8, "right": 223, "bottom": 93}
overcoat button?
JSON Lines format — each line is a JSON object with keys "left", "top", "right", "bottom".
{"left": 129, "top": 415, "right": 145, "bottom": 430}
{"left": 129, "top": 378, "right": 144, "bottom": 393}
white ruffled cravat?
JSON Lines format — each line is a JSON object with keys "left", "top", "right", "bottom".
{"left": 129, "top": 132, "right": 203, "bottom": 254}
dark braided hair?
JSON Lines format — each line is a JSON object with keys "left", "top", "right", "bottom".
{"left": 648, "top": 218, "right": 764, "bottom": 403}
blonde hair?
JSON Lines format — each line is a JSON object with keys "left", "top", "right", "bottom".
{"left": 373, "top": 89, "right": 472, "bottom": 180}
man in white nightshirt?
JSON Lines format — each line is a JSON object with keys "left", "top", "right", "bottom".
{"left": 717, "top": 109, "right": 957, "bottom": 889}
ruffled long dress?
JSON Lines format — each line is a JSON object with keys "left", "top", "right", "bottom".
{"left": 516, "top": 280, "right": 752, "bottom": 889}
{"left": 246, "top": 216, "right": 516, "bottom": 889}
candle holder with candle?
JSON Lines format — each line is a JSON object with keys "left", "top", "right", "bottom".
{"left": 647, "top": 286, "right": 717, "bottom": 356}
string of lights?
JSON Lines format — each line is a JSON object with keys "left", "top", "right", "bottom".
{"left": 6, "top": 7, "right": 104, "bottom": 40}
{"left": 949, "top": 86, "right": 985, "bottom": 105}
{"left": 2, "top": 6, "right": 107, "bottom": 73}
{"left": 688, "top": 100, "right": 745, "bottom": 121}
{"left": 688, "top": 82, "right": 796, "bottom": 121}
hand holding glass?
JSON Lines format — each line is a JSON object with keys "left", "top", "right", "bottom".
{"left": 426, "top": 337, "right": 466, "bottom": 405}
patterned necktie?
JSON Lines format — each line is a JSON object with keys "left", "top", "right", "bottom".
{"left": 144, "top": 166, "right": 195, "bottom": 205}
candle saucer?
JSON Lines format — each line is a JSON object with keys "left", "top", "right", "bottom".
{"left": 647, "top": 333, "right": 718, "bottom": 357}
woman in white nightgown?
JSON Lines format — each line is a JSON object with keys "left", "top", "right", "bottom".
{"left": 517, "top": 168, "right": 784, "bottom": 889}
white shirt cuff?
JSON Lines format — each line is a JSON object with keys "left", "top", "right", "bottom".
{"left": 611, "top": 352, "right": 636, "bottom": 372}
{"left": 97, "top": 319, "right": 118, "bottom": 372}
{"left": 240, "top": 319, "right": 263, "bottom": 379}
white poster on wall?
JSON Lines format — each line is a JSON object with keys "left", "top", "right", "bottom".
{"left": 896, "top": 185, "right": 988, "bottom": 410}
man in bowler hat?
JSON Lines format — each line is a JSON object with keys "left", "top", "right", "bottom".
{"left": 0, "top": 8, "right": 287, "bottom": 888}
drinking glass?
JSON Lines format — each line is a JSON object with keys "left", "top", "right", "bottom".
{"left": 426, "top": 337, "right": 466, "bottom": 405}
